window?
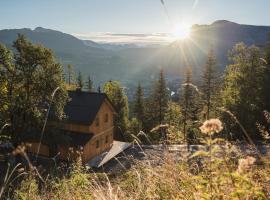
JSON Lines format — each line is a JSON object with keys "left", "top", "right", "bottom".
{"left": 95, "top": 117, "right": 99, "bottom": 127}
{"left": 104, "top": 113, "right": 109, "bottom": 123}
{"left": 105, "top": 135, "right": 109, "bottom": 143}
{"left": 96, "top": 140, "right": 99, "bottom": 148}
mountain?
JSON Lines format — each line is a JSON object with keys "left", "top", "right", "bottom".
{"left": 0, "top": 21, "right": 270, "bottom": 95}
{"left": 0, "top": 27, "right": 134, "bottom": 84}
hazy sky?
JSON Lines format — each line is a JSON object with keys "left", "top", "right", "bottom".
{"left": 1, "top": 0, "right": 270, "bottom": 43}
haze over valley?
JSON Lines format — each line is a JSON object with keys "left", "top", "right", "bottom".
{"left": 1, "top": 20, "right": 270, "bottom": 98}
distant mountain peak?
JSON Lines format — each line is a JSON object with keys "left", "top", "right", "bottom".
{"left": 211, "top": 20, "right": 238, "bottom": 26}
{"left": 34, "top": 27, "right": 56, "bottom": 33}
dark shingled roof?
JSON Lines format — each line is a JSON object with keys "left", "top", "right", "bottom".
{"left": 66, "top": 131, "right": 94, "bottom": 146}
{"left": 64, "top": 90, "right": 112, "bottom": 125}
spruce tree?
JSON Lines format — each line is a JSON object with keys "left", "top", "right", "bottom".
{"left": 152, "top": 69, "right": 169, "bottom": 125}
{"left": 76, "top": 71, "right": 84, "bottom": 90}
{"left": 221, "top": 43, "right": 266, "bottom": 140}
{"left": 201, "top": 48, "right": 218, "bottom": 119}
{"left": 182, "top": 68, "right": 192, "bottom": 143}
{"left": 67, "top": 64, "right": 74, "bottom": 86}
{"left": 97, "top": 86, "right": 101, "bottom": 93}
{"left": 181, "top": 67, "right": 200, "bottom": 145}
{"left": 86, "top": 75, "right": 93, "bottom": 92}
{"left": 133, "top": 83, "right": 145, "bottom": 128}
{"left": 103, "top": 81, "right": 129, "bottom": 140}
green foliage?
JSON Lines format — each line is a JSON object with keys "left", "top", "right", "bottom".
{"left": 66, "top": 64, "right": 75, "bottom": 86}
{"left": 132, "top": 83, "right": 145, "bottom": 129}
{"left": 85, "top": 75, "right": 93, "bottom": 92}
{"left": 0, "top": 44, "right": 13, "bottom": 126}
{"left": 0, "top": 34, "right": 68, "bottom": 142}
{"left": 14, "top": 175, "right": 40, "bottom": 200}
{"left": 164, "top": 101, "right": 182, "bottom": 127}
{"left": 263, "top": 34, "right": 270, "bottom": 112}
{"left": 191, "top": 120, "right": 265, "bottom": 200}
{"left": 201, "top": 48, "right": 219, "bottom": 120}
{"left": 163, "top": 101, "right": 183, "bottom": 144}
{"left": 103, "top": 80, "right": 129, "bottom": 140}
{"left": 221, "top": 43, "right": 267, "bottom": 140}
{"left": 52, "top": 159, "right": 92, "bottom": 200}
{"left": 126, "top": 118, "right": 143, "bottom": 142}
{"left": 180, "top": 67, "right": 201, "bottom": 144}
{"left": 145, "top": 70, "right": 169, "bottom": 131}
{"left": 76, "top": 71, "right": 84, "bottom": 90}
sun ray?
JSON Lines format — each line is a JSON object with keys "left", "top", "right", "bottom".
{"left": 171, "top": 23, "right": 191, "bottom": 40}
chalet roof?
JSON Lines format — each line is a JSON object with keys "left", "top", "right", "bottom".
{"left": 64, "top": 90, "right": 114, "bottom": 125}
{"left": 66, "top": 131, "right": 93, "bottom": 146}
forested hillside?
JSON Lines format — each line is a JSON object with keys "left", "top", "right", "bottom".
{"left": 1, "top": 20, "right": 270, "bottom": 88}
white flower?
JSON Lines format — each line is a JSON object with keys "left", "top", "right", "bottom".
{"left": 237, "top": 156, "right": 256, "bottom": 174}
{"left": 199, "top": 119, "right": 223, "bottom": 135}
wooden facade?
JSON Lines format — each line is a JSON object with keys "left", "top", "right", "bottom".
{"left": 27, "top": 91, "right": 116, "bottom": 163}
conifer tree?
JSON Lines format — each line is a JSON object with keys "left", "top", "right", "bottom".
{"left": 201, "top": 48, "right": 218, "bottom": 119}
{"left": 103, "top": 81, "right": 129, "bottom": 140}
{"left": 181, "top": 67, "right": 200, "bottom": 145}
{"left": 86, "top": 75, "right": 93, "bottom": 92}
{"left": 97, "top": 85, "right": 101, "bottom": 93}
{"left": 76, "top": 71, "right": 84, "bottom": 90}
{"left": 221, "top": 43, "right": 266, "bottom": 140}
{"left": 182, "top": 68, "right": 192, "bottom": 143}
{"left": 67, "top": 64, "right": 74, "bottom": 86}
{"left": 152, "top": 69, "right": 169, "bottom": 125}
{"left": 133, "top": 83, "right": 145, "bottom": 128}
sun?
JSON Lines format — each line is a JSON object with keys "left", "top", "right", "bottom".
{"left": 171, "top": 23, "right": 191, "bottom": 40}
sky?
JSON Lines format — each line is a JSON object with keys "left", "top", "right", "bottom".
{"left": 1, "top": 0, "right": 270, "bottom": 44}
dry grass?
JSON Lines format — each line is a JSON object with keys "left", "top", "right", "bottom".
{"left": 1, "top": 143, "right": 269, "bottom": 200}
{"left": 1, "top": 117, "right": 270, "bottom": 200}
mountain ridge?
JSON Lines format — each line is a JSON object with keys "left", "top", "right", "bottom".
{"left": 0, "top": 20, "right": 270, "bottom": 90}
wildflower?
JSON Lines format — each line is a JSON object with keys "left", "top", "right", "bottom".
{"left": 12, "top": 143, "right": 27, "bottom": 156}
{"left": 237, "top": 156, "right": 256, "bottom": 174}
{"left": 199, "top": 119, "right": 223, "bottom": 135}
{"left": 17, "top": 168, "right": 25, "bottom": 173}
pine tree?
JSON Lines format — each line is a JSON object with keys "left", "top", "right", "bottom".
{"left": 182, "top": 68, "right": 192, "bottom": 144}
{"left": 201, "top": 48, "right": 218, "bottom": 119}
{"left": 86, "top": 75, "right": 93, "bottom": 92}
{"left": 181, "top": 67, "right": 200, "bottom": 146}
{"left": 151, "top": 69, "right": 169, "bottom": 125}
{"left": 67, "top": 64, "right": 74, "bottom": 86}
{"left": 133, "top": 83, "right": 145, "bottom": 128}
{"left": 221, "top": 43, "right": 266, "bottom": 140}
{"left": 76, "top": 71, "right": 84, "bottom": 90}
{"left": 103, "top": 81, "right": 129, "bottom": 140}
{"left": 97, "top": 86, "right": 101, "bottom": 93}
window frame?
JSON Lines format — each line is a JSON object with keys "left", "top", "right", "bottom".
{"left": 96, "top": 140, "right": 99, "bottom": 148}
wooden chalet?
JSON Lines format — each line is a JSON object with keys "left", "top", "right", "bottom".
{"left": 28, "top": 90, "right": 116, "bottom": 163}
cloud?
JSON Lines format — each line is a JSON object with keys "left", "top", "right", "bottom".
{"left": 72, "top": 32, "right": 174, "bottom": 45}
